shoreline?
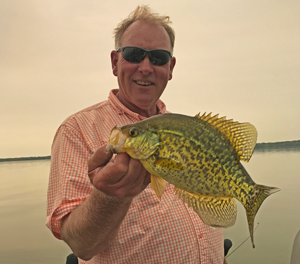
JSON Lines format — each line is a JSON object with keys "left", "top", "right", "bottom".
{"left": 1, "top": 140, "right": 299, "bottom": 162}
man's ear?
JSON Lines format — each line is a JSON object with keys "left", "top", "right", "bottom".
{"left": 168, "top": 56, "right": 176, "bottom": 81}
{"left": 111, "top": 50, "right": 118, "bottom": 76}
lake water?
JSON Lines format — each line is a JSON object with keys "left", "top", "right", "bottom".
{"left": 0, "top": 148, "right": 299, "bottom": 264}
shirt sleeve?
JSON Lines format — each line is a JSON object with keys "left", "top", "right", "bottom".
{"left": 46, "top": 122, "right": 93, "bottom": 239}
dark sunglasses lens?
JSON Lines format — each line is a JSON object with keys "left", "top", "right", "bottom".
{"left": 122, "top": 47, "right": 146, "bottom": 63}
{"left": 121, "top": 47, "right": 171, "bottom": 65}
{"left": 149, "top": 50, "right": 171, "bottom": 65}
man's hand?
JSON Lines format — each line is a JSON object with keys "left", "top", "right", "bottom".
{"left": 88, "top": 145, "right": 151, "bottom": 198}
{"left": 61, "top": 145, "right": 151, "bottom": 260}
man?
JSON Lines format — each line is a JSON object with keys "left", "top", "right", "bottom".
{"left": 46, "top": 6, "right": 227, "bottom": 263}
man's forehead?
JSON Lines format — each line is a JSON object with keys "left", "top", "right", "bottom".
{"left": 120, "top": 20, "right": 171, "bottom": 50}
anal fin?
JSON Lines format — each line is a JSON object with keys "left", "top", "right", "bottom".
{"left": 174, "top": 187, "right": 237, "bottom": 228}
{"left": 151, "top": 175, "right": 166, "bottom": 200}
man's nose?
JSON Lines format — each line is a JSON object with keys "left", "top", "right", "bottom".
{"left": 138, "top": 55, "right": 153, "bottom": 74}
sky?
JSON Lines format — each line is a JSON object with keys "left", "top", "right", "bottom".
{"left": 1, "top": 0, "right": 299, "bottom": 158}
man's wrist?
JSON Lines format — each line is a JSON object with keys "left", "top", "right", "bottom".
{"left": 92, "top": 187, "right": 134, "bottom": 204}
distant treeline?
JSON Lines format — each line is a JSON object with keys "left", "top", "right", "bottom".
{"left": 254, "top": 140, "right": 300, "bottom": 153}
{"left": 1, "top": 140, "right": 300, "bottom": 162}
{"left": 0, "top": 156, "right": 51, "bottom": 162}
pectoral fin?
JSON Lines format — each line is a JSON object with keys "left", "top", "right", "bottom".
{"left": 151, "top": 175, "right": 166, "bottom": 200}
{"left": 174, "top": 187, "right": 237, "bottom": 228}
{"left": 155, "top": 158, "right": 184, "bottom": 171}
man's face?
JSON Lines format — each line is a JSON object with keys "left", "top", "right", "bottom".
{"left": 111, "top": 20, "right": 176, "bottom": 116}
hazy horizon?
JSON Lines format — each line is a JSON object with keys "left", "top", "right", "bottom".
{"left": 1, "top": 0, "right": 299, "bottom": 158}
{"left": 1, "top": 139, "right": 299, "bottom": 160}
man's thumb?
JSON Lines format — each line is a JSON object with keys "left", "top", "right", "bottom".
{"left": 88, "top": 144, "right": 113, "bottom": 172}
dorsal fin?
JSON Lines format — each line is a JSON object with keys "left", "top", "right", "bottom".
{"left": 195, "top": 112, "right": 257, "bottom": 162}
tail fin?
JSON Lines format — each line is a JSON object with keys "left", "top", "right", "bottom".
{"left": 246, "top": 184, "right": 280, "bottom": 248}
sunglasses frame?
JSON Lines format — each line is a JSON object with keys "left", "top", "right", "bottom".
{"left": 116, "top": 46, "right": 173, "bottom": 66}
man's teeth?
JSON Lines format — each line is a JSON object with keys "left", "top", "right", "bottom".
{"left": 136, "top": 81, "right": 152, "bottom": 86}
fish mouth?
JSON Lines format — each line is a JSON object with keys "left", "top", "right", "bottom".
{"left": 108, "top": 126, "right": 127, "bottom": 153}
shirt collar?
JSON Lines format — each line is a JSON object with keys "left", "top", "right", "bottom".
{"left": 108, "top": 89, "right": 167, "bottom": 121}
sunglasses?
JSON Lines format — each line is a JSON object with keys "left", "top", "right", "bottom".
{"left": 117, "top": 46, "right": 172, "bottom": 66}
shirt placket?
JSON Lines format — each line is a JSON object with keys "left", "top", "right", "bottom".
{"left": 186, "top": 207, "right": 210, "bottom": 264}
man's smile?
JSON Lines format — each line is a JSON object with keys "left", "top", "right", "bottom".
{"left": 134, "top": 80, "right": 154, "bottom": 86}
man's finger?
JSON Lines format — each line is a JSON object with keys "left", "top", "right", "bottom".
{"left": 143, "top": 172, "right": 151, "bottom": 186}
{"left": 88, "top": 144, "right": 113, "bottom": 172}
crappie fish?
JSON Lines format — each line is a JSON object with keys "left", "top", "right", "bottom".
{"left": 108, "top": 112, "right": 280, "bottom": 248}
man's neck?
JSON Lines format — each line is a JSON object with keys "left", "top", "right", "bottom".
{"left": 115, "top": 92, "right": 158, "bottom": 117}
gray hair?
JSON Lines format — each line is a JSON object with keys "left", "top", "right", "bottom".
{"left": 113, "top": 5, "right": 175, "bottom": 52}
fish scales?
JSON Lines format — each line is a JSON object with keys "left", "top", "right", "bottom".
{"left": 108, "top": 112, "right": 280, "bottom": 248}
{"left": 147, "top": 118, "right": 252, "bottom": 199}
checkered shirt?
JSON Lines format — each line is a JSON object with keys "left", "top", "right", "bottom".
{"left": 46, "top": 89, "right": 227, "bottom": 264}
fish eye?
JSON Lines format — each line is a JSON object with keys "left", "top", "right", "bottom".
{"left": 129, "top": 127, "right": 139, "bottom": 137}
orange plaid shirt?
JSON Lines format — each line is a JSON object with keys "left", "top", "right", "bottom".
{"left": 46, "top": 89, "right": 226, "bottom": 264}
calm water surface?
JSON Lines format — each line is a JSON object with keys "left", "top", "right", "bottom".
{"left": 0, "top": 149, "right": 299, "bottom": 264}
